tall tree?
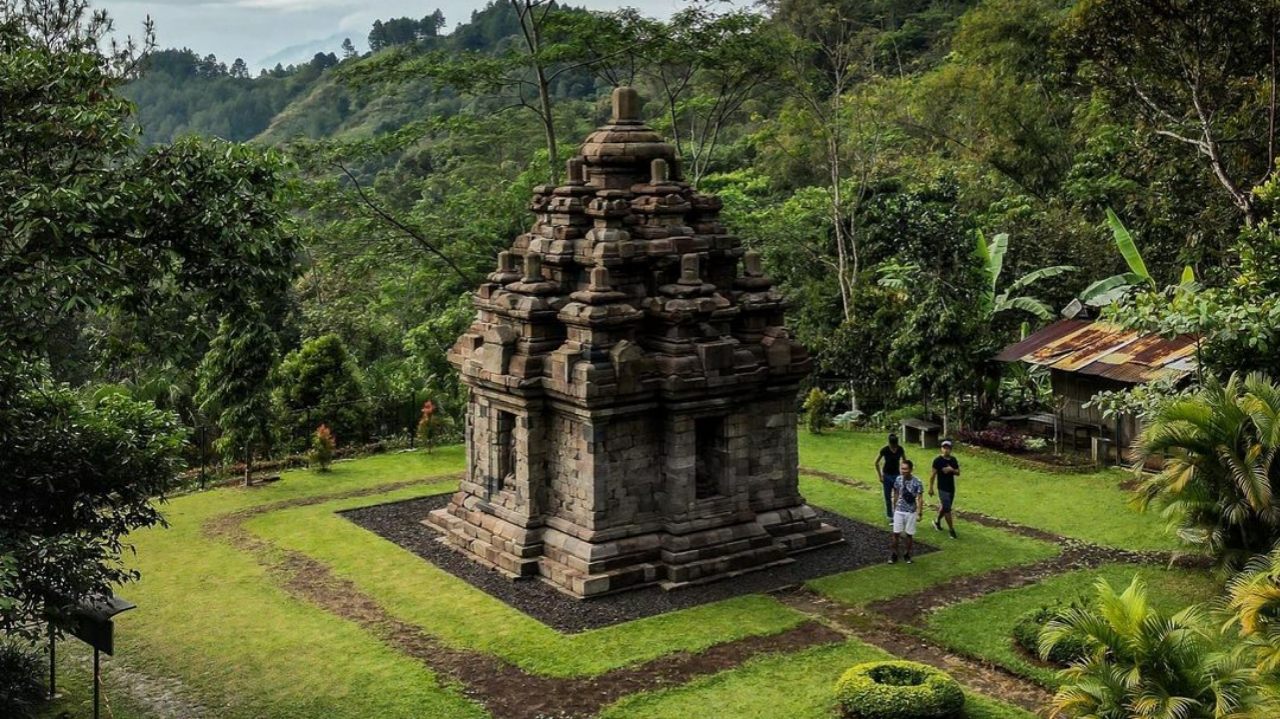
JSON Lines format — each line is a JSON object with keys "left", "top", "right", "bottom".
{"left": 770, "top": 0, "right": 894, "bottom": 322}
{"left": 347, "top": 2, "right": 653, "bottom": 184}
{"left": 640, "top": 7, "right": 790, "bottom": 185}
{"left": 197, "top": 317, "right": 280, "bottom": 486}
{"left": 1067, "top": 0, "right": 1280, "bottom": 226}
{"left": 0, "top": 0, "right": 298, "bottom": 636}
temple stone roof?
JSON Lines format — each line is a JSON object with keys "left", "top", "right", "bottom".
{"left": 449, "top": 86, "right": 811, "bottom": 408}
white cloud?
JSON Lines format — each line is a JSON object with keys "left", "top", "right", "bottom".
{"left": 226, "top": 0, "right": 360, "bottom": 12}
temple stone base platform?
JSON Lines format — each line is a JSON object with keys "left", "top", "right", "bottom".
{"left": 425, "top": 497, "right": 842, "bottom": 597}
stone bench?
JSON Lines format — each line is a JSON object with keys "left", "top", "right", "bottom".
{"left": 900, "top": 418, "right": 942, "bottom": 449}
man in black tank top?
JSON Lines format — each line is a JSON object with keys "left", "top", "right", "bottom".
{"left": 875, "top": 434, "right": 907, "bottom": 524}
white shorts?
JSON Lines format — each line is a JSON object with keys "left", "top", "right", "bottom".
{"left": 893, "top": 511, "right": 918, "bottom": 536}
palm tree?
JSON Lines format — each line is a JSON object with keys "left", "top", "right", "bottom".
{"left": 1225, "top": 547, "right": 1280, "bottom": 676}
{"left": 1134, "top": 373, "right": 1280, "bottom": 567}
{"left": 1042, "top": 577, "right": 1264, "bottom": 719}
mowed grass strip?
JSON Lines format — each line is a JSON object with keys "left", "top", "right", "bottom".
{"left": 799, "top": 476, "right": 1060, "bottom": 607}
{"left": 924, "top": 564, "right": 1222, "bottom": 687}
{"left": 598, "top": 638, "right": 1034, "bottom": 719}
{"left": 43, "top": 448, "right": 488, "bottom": 719}
{"left": 247, "top": 488, "right": 810, "bottom": 677}
{"left": 799, "top": 430, "right": 1178, "bottom": 551}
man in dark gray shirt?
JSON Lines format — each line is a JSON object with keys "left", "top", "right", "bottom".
{"left": 929, "top": 439, "right": 960, "bottom": 539}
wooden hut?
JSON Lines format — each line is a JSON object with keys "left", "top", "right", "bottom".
{"left": 995, "top": 319, "right": 1198, "bottom": 463}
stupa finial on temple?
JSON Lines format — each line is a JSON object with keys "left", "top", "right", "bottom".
{"left": 611, "top": 86, "right": 641, "bottom": 123}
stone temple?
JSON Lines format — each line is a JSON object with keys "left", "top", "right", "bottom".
{"left": 425, "top": 87, "right": 842, "bottom": 598}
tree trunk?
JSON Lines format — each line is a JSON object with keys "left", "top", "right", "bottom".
{"left": 243, "top": 445, "right": 252, "bottom": 487}
{"left": 536, "top": 66, "right": 559, "bottom": 185}
{"left": 511, "top": 0, "right": 558, "bottom": 185}
{"left": 828, "top": 135, "right": 852, "bottom": 322}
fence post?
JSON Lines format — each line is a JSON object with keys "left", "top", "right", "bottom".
{"left": 198, "top": 425, "right": 207, "bottom": 490}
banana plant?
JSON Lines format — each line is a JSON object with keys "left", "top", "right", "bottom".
{"left": 975, "top": 230, "right": 1077, "bottom": 321}
{"left": 1078, "top": 208, "right": 1157, "bottom": 307}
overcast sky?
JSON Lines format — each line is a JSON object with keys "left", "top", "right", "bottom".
{"left": 99, "top": 0, "right": 685, "bottom": 71}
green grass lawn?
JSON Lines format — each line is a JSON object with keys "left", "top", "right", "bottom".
{"left": 799, "top": 476, "right": 1060, "bottom": 607}
{"left": 599, "top": 638, "right": 1033, "bottom": 719}
{"left": 924, "top": 564, "right": 1222, "bottom": 687}
{"left": 798, "top": 430, "right": 1179, "bottom": 552}
{"left": 41, "top": 448, "right": 487, "bottom": 719}
{"left": 247, "top": 485, "right": 810, "bottom": 677}
{"left": 33, "top": 431, "right": 1206, "bottom": 719}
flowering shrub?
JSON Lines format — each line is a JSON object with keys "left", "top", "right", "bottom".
{"left": 958, "top": 426, "right": 1027, "bottom": 453}
{"left": 309, "top": 424, "right": 336, "bottom": 471}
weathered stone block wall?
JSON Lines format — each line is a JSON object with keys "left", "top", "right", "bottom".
{"left": 543, "top": 411, "right": 588, "bottom": 535}
{"left": 742, "top": 393, "right": 804, "bottom": 512}
{"left": 463, "top": 393, "right": 546, "bottom": 522}
{"left": 590, "top": 412, "right": 663, "bottom": 532}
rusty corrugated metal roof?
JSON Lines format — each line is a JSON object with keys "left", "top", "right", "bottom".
{"left": 993, "top": 319, "right": 1091, "bottom": 363}
{"left": 996, "top": 319, "right": 1197, "bottom": 385}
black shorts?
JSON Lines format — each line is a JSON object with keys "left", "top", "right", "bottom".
{"left": 939, "top": 491, "right": 954, "bottom": 512}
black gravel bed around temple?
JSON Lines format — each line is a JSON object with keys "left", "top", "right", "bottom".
{"left": 339, "top": 493, "right": 936, "bottom": 633}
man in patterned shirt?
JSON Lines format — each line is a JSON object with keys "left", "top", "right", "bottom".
{"left": 889, "top": 459, "right": 924, "bottom": 564}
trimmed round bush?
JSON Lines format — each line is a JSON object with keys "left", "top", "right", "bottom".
{"left": 1012, "top": 605, "right": 1089, "bottom": 665}
{"left": 834, "top": 660, "right": 964, "bottom": 719}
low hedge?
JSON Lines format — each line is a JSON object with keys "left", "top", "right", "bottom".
{"left": 1011, "top": 605, "right": 1089, "bottom": 666}
{"left": 834, "top": 660, "right": 964, "bottom": 719}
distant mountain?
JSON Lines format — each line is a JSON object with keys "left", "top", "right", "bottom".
{"left": 258, "top": 32, "right": 357, "bottom": 70}
{"left": 123, "top": 1, "right": 537, "bottom": 145}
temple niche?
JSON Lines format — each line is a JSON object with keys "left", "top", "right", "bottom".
{"left": 425, "top": 87, "right": 842, "bottom": 598}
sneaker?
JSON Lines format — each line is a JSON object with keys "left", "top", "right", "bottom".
{"left": 949, "top": 530, "right": 958, "bottom": 540}
{"left": 888, "top": 553, "right": 898, "bottom": 564}
{"left": 904, "top": 554, "right": 913, "bottom": 564}
{"left": 933, "top": 517, "right": 942, "bottom": 532}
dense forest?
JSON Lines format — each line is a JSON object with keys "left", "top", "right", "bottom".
{"left": 4, "top": 0, "right": 1275, "bottom": 484}
{"left": 109, "top": 0, "right": 1279, "bottom": 456}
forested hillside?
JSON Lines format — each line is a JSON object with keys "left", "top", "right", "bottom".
{"left": 106, "top": 0, "right": 1280, "bottom": 455}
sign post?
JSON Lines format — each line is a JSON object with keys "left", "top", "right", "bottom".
{"left": 50, "top": 595, "right": 136, "bottom": 719}
{"left": 47, "top": 623, "right": 56, "bottom": 700}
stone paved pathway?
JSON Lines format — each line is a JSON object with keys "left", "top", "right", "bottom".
{"left": 65, "top": 651, "right": 210, "bottom": 719}
{"left": 771, "top": 585, "right": 1054, "bottom": 714}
